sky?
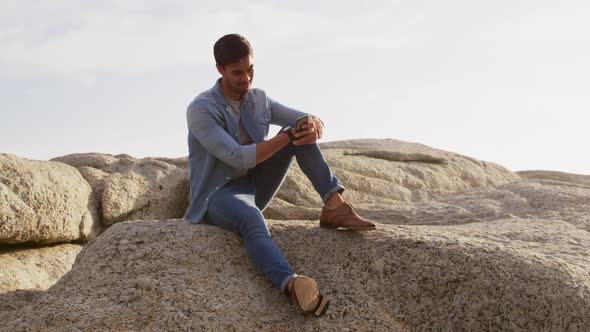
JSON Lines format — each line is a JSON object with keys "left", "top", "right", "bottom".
{"left": 1, "top": 0, "right": 589, "bottom": 174}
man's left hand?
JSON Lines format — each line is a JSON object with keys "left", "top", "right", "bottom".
{"left": 293, "top": 117, "right": 324, "bottom": 145}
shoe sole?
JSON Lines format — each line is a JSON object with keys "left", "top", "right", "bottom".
{"left": 314, "top": 296, "right": 330, "bottom": 317}
{"left": 319, "top": 223, "right": 376, "bottom": 232}
{"left": 292, "top": 276, "right": 330, "bottom": 317}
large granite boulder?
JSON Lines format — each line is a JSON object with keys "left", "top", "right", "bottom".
{"left": 0, "top": 243, "right": 84, "bottom": 316}
{"left": 0, "top": 154, "right": 100, "bottom": 244}
{"left": 358, "top": 179, "right": 590, "bottom": 225}
{"left": 52, "top": 153, "right": 190, "bottom": 225}
{"left": 3, "top": 141, "right": 588, "bottom": 330}
{"left": 265, "top": 139, "right": 520, "bottom": 219}
{"left": 1, "top": 215, "right": 588, "bottom": 331}
{"left": 51, "top": 140, "right": 519, "bottom": 226}
{"left": 517, "top": 170, "right": 590, "bottom": 187}
{"left": 0, "top": 243, "right": 83, "bottom": 293}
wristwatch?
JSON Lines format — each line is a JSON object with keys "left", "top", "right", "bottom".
{"left": 281, "top": 125, "right": 297, "bottom": 143}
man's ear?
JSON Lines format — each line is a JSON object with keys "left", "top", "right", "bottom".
{"left": 216, "top": 64, "right": 224, "bottom": 76}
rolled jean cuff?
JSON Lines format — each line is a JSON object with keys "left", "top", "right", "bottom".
{"left": 280, "top": 273, "right": 298, "bottom": 293}
{"left": 322, "top": 184, "right": 346, "bottom": 204}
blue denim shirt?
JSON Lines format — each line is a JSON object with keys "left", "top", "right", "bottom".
{"left": 184, "top": 78, "right": 309, "bottom": 223}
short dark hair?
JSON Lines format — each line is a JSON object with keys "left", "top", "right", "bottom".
{"left": 213, "top": 34, "right": 253, "bottom": 68}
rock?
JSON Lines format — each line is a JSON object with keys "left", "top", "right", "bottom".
{"left": 370, "top": 259, "right": 385, "bottom": 274}
{"left": 77, "top": 166, "right": 109, "bottom": 226}
{"left": 2, "top": 219, "right": 588, "bottom": 331}
{"left": 2, "top": 140, "right": 589, "bottom": 330}
{"left": 49, "top": 140, "right": 518, "bottom": 225}
{"left": 262, "top": 198, "right": 320, "bottom": 220}
{"left": 0, "top": 243, "right": 83, "bottom": 323}
{"left": 517, "top": 170, "right": 590, "bottom": 188}
{"left": 153, "top": 157, "right": 189, "bottom": 169}
{"left": 0, "top": 289, "right": 42, "bottom": 316}
{"left": 101, "top": 171, "right": 151, "bottom": 224}
{"left": 99, "top": 159, "right": 189, "bottom": 224}
{"left": 77, "top": 167, "right": 109, "bottom": 199}
{"left": 269, "top": 139, "right": 520, "bottom": 214}
{"left": 0, "top": 154, "right": 100, "bottom": 244}
{"left": 51, "top": 153, "right": 119, "bottom": 169}
{"left": 345, "top": 175, "right": 590, "bottom": 274}
{"left": 362, "top": 179, "right": 590, "bottom": 225}
{"left": 53, "top": 154, "right": 190, "bottom": 225}
{"left": 0, "top": 243, "right": 83, "bottom": 293}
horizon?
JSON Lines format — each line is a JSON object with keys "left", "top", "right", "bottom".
{"left": 1, "top": 1, "right": 589, "bottom": 175}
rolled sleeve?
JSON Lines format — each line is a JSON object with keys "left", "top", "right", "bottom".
{"left": 187, "top": 104, "right": 255, "bottom": 171}
{"left": 241, "top": 143, "right": 257, "bottom": 169}
{"left": 268, "top": 96, "right": 310, "bottom": 127}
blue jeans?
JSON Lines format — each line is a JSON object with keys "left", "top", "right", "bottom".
{"left": 204, "top": 141, "right": 344, "bottom": 291}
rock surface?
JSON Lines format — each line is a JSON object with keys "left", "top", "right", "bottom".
{"left": 0, "top": 154, "right": 99, "bottom": 244}
{"left": 265, "top": 139, "right": 519, "bottom": 219}
{"left": 517, "top": 170, "right": 590, "bottom": 187}
{"left": 0, "top": 243, "right": 83, "bottom": 293}
{"left": 52, "top": 154, "right": 190, "bottom": 225}
{"left": 0, "top": 243, "right": 83, "bottom": 316}
{"left": 2, "top": 219, "right": 588, "bottom": 331}
{"left": 2, "top": 140, "right": 589, "bottom": 331}
{"left": 49, "top": 140, "right": 519, "bottom": 226}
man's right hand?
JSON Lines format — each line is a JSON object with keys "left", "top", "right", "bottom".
{"left": 293, "top": 121, "right": 321, "bottom": 145}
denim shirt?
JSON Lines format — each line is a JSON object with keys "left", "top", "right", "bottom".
{"left": 184, "top": 78, "right": 309, "bottom": 223}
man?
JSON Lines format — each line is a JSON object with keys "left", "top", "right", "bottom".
{"left": 184, "top": 34, "right": 376, "bottom": 317}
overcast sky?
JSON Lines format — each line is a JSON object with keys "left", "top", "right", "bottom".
{"left": 1, "top": 0, "right": 589, "bottom": 174}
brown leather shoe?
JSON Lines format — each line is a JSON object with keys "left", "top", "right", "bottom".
{"left": 288, "top": 276, "right": 330, "bottom": 317}
{"left": 319, "top": 202, "right": 376, "bottom": 231}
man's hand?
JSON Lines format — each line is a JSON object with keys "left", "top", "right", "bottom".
{"left": 293, "top": 116, "right": 324, "bottom": 146}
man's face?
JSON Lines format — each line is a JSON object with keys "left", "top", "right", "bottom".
{"left": 217, "top": 55, "right": 254, "bottom": 97}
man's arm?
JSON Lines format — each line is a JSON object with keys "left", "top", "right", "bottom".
{"left": 255, "top": 130, "right": 290, "bottom": 163}
{"left": 256, "top": 125, "right": 320, "bottom": 162}
{"left": 267, "top": 97, "right": 308, "bottom": 127}
{"left": 267, "top": 96, "right": 324, "bottom": 144}
{"left": 188, "top": 104, "right": 309, "bottom": 168}
{"left": 188, "top": 105, "right": 257, "bottom": 170}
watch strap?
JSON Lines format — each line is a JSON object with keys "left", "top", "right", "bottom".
{"left": 282, "top": 126, "right": 297, "bottom": 143}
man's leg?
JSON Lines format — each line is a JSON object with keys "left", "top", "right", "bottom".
{"left": 205, "top": 177, "right": 296, "bottom": 291}
{"left": 254, "top": 140, "right": 376, "bottom": 231}
{"left": 253, "top": 142, "right": 344, "bottom": 211}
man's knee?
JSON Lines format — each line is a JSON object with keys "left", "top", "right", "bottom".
{"left": 294, "top": 141, "right": 319, "bottom": 150}
{"left": 294, "top": 142, "right": 322, "bottom": 157}
{"left": 236, "top": 208, "right": 270, "bottom": 239}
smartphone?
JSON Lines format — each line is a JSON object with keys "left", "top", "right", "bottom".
{"left": 295, "top": 115, "right": 311, "bottom": 132}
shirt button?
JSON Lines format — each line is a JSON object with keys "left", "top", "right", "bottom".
{"left": 215, "top": 186, "right": 219, "bottom": 189}
{"left": 226, "top": 177, "right": 230, "bottom": 180}
{"left": 234, "top": 133, "right": 238, "bottom": 137}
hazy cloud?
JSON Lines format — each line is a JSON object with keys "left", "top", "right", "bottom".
{"left": 0, "top": 0, "right": 428, "bottom": 78}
